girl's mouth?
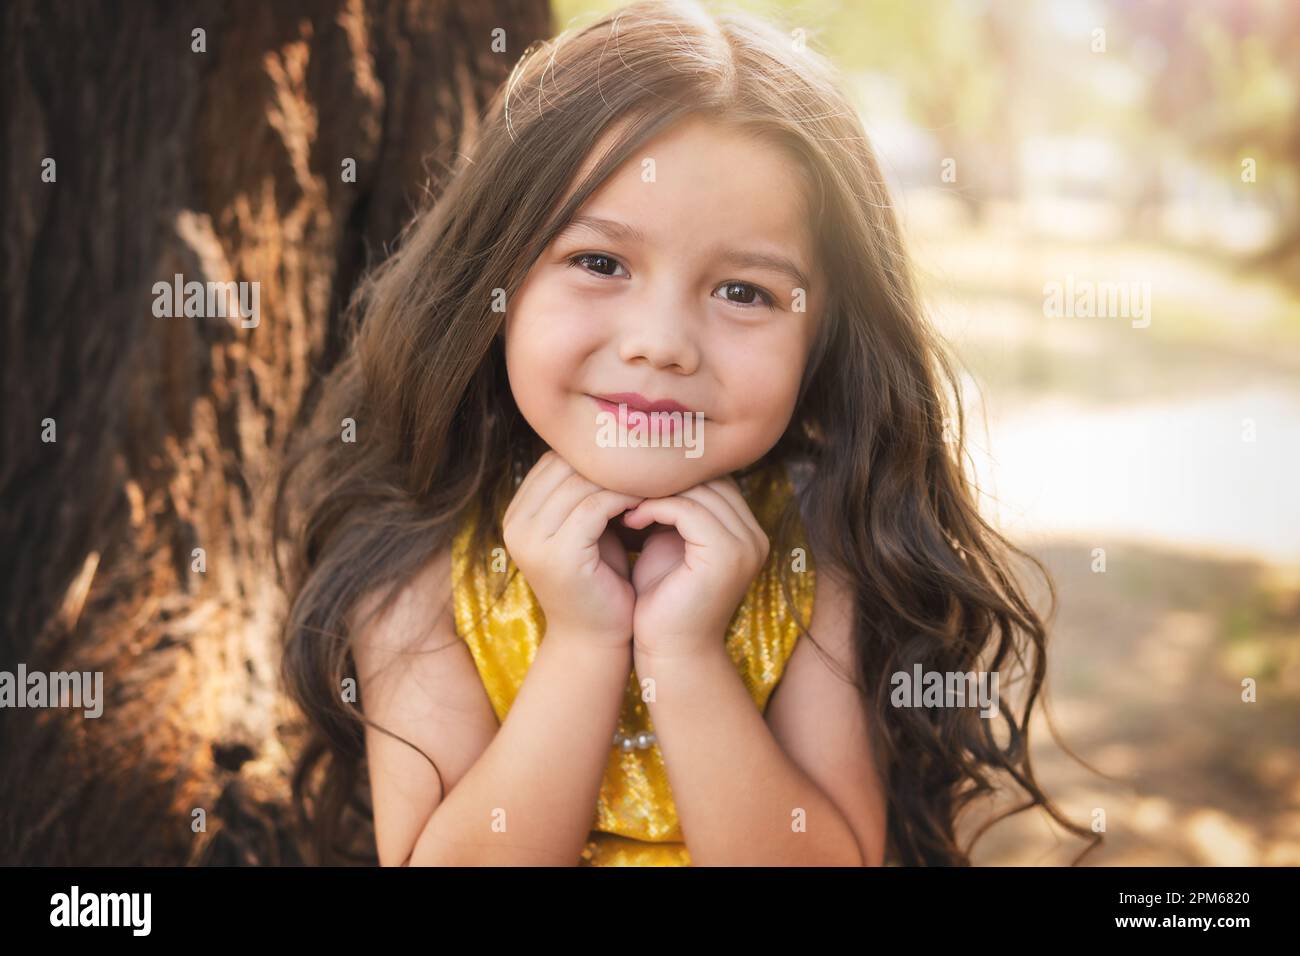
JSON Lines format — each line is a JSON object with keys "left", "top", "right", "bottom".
{"left": 589, "top": 394, "right": 701, "bottom": 438}
{"left": 591, "top": 391, "right": 695, "bottom": 415}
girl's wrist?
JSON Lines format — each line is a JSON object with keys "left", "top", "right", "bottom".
{"left": 542, "top": 622, "right": 634, "bottom": 655}
{"left": 632, "top": 632, "right": 729, "bottom": 666}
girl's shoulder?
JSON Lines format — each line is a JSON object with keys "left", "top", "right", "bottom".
{"left": 349, "top": 541, "right": 455, "bottom": 657}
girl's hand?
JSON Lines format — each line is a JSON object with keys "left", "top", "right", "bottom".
{"left": 622, "top": 476, "right": 770, "bottom": 660}
{"left": 502, "top": 450, "right": 645, "bottom": 648}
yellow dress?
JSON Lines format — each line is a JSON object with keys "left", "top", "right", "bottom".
{"left": 449, "top": 460, "right": 816, "bottom": 865}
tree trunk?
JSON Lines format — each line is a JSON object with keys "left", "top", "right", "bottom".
{"left": 0, "top": 0, "right": 549, "bottom": 865}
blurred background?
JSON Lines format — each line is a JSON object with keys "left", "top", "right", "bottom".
{"left": 2, "top": 0, "right": 1296, "bottom": 865}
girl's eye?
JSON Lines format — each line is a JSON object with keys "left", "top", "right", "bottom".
{"left": 566, "top": 253, "right": 629, "bottom": 279}
{"left": 714, "top": 280, "right": 776, "bottom": 309}
{"left": 565, "top": 253, "right": 775, "bottom": 310}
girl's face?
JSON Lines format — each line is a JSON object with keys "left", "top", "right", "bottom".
{"left": 505, "top": 115, "right": 823, "bottom": 499}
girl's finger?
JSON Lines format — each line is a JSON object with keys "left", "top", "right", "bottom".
{"left": 534, "top": 470, "right": 601, "bottom": 539}
{"left": 505, "top": 449, "right": 562, "bottom": 524}
{"left": 558, "top": 489, "right": 647, "bottom": 551}
{"left": 519, "top": 453, "right": 579, "bottom": 524}
{"left": 675, "top": 483, "right": 750, "bottom": 545}
{"left": 701, "top": 476, "right": 766, "bottom": 544}
{"left": 622, "top": 496, "right": 723, "bottom": 549}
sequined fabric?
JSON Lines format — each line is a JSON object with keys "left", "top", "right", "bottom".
{"left": 450, "top": 460, "right": 816, "bottom": 866}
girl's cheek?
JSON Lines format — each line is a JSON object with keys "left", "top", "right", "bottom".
{"left": 719, "top": 349, "right": 804, "bottom": 436}
{"left": 540, "top": 294, "right": 609, "bottom": 352}
{"left": 509, "top": 312, "right": 604, "bottom": 399}
{"left": 718, "top": 326, "right": 803, "bottom": 391}
{"left": 510, "top": 281, "right": 581, "bottom": 346}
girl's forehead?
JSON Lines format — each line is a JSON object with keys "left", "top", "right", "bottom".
{"left": 555, "top": 117, "right": 819, "bottom": 282}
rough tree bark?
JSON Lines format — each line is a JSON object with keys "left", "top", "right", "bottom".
{"left": 0, "top": 0, "right": 549, "bottom": 864}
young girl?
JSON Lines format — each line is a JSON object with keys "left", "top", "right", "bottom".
{"left": 276, "top": 0, "right": 1099, "bottom": 866}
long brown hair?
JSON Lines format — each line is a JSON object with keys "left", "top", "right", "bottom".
{"left": 275, "top": 0, "right": 1102, "bottom": 866}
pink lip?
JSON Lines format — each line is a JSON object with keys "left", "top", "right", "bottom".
{"left": 590, "top": 393, "right": 701, "bottom": 440}
{"left": 591, "top": 392, "right": 695, "bottom": 415}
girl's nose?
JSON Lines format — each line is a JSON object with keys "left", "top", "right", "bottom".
{"left": 615, "top": 289, "right": 701, "bottom": 374}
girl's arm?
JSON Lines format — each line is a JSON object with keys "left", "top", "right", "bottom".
{"left": 760, "top": 565, "right": 889, "bottom": 866}
{"left": 354, "top": 544, "right": 632, "bottom": 866}
{"left": 633, "top": 567, "right": 886, "bottom": 866}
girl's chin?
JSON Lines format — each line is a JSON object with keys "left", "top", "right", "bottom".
{"left": 584, "top": 471, "right": 701, "bottom": 500}
{"left": 564, "top": 455, "right": 706, "bottom": 499}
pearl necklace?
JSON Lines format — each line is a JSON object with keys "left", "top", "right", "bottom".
{"left": 613, "top": 729, "right": 657, "bottom": 751}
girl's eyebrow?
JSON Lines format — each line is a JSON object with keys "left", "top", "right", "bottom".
{"left": 560, "top": 214, "right": 812, "bottom": 293}
{"left": 558, "top": 214, "right": 647, "bottom": 245}
{"left": 714, "top": 248, "right": 812, "bottom": 294}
